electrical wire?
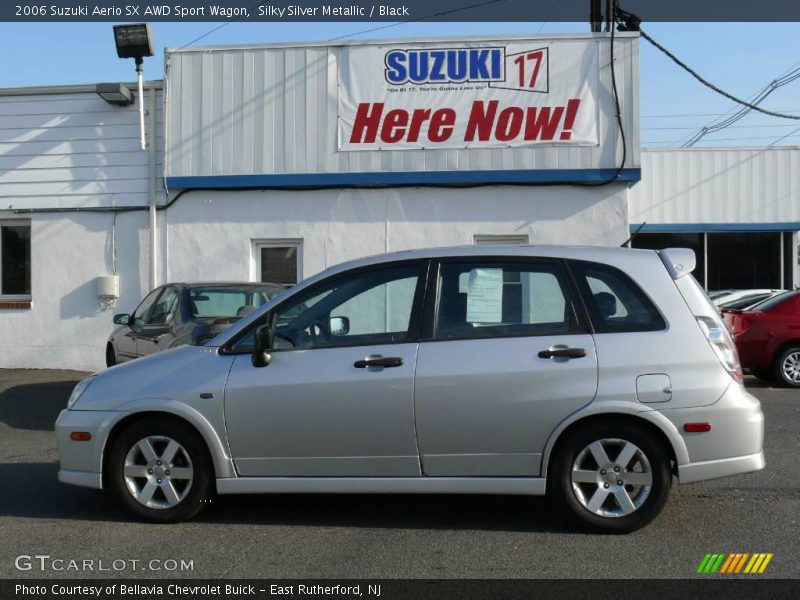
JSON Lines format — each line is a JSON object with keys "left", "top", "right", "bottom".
{"left": 628, "top": 22, "right": 800, "bottom": 122}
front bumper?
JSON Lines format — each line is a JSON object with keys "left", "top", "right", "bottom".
{"left": 657, "top": 382, "right": 765, "bottom": 484}
{"left": 54, "top": 408, "right": 123, "bottom": 490}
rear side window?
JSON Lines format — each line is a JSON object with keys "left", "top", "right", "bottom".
{"left": 570, "top": 261, "right": 665, "bottom": 333}
{"left": 434, "top": 261, "right": 578, "bottom": 340}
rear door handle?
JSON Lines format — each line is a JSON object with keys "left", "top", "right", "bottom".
{"left": 354, "top": 355, "right": 404, "bottom": 368}
{"left": 537, "top": 345, "right": 587, "bottom": 359}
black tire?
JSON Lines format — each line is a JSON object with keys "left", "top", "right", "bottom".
{"left": 105, "top": 344, "right": 116, "bottom": 367}
{"left": 548, "top": 422, "right": 672, "bottom": 533}
{"left": 107, "top": 418, "right": 213, "bottom": 522}
{"left": 773, "top": 345, "right": 800, "bottom": 388}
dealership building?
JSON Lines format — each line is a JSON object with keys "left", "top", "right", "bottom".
{"left": 0, "top": 32, "right": 796, "bottom": 372}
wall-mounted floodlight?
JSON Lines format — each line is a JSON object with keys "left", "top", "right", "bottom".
{"left": 95, "top": 83, "right": 135, "bottom": 106}
{"left": 112, "top": 23, "right": 154, "bottom": 150}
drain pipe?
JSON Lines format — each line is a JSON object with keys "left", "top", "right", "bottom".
{"left": 148, "top": 86, "right": 158, "bottom": 289}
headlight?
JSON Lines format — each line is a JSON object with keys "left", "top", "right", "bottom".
{"left": 66, "top": 377, "right": 94, "bottom": 409}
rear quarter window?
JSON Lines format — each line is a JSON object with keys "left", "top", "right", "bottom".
{"left": 570, "top": 260, "right": 666, "bottom": 333}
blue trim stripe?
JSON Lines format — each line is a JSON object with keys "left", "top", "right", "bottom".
{"left": 167, "top": 168, "right": 641, "bottom": 190}
{"left": 631, "top": 222, "right": 800, "bottom": 233}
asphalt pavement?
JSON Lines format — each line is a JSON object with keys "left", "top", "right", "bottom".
{"left": 0, "top": 368, "right": 798, "bottom": 579}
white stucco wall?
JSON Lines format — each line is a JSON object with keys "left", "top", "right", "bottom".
{"left": 167, "top": 185, "right": 628, "bottom": 285}
{"left": 0, "top": 210, "right": 166, "bottom": 371}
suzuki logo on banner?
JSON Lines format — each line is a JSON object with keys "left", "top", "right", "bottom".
{"left": 383, "top": 47, "right": 549, "bottom": 92}
{"left": 338, "top": 40, "right": 598, "bottom": 150}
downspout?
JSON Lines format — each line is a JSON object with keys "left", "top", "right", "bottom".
{"left": 148, "top": 86, "right": 158, "bottom": 289}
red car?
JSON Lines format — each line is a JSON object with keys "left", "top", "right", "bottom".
{"left": 723, "top": 290, "right": 800, "bottom": 387}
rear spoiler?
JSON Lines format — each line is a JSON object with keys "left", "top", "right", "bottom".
{"left": 658, "top": 248, "right": 696, "bottom": 279}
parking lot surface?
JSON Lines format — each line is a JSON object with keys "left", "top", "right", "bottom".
{"left": 0, "top": 368, "right": 798, "bottom": 579}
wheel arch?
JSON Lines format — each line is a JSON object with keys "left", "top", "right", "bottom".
{"left": 540, "top": 403, "right": 688, "bottom": 480}
{"left": 101, "top": 403, "right": 236, "bottom": 487}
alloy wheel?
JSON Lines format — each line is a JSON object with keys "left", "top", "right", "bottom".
{"left": 781, "top": 351, "right": 800, "bottom": 384}
{"left": 570, "top": 438, "right": 653, "bottom": 518}
{"left": 123, "top": 435, "right": 194, "bottom": 509}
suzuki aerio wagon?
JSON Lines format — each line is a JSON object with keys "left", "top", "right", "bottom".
{"left": 56, "top": 246, "right": 764, "bottom": 532}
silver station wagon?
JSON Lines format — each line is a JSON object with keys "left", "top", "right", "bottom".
{"left": 56, "top": 245, "right": 765, "bottom": 532}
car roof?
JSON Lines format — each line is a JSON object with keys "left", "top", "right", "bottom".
{"left": 318, "top": 244, "right": 659, "bottom": 275}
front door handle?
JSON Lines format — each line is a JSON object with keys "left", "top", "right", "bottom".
{"left": 354, "top": 355, "right": 404, "bottom": 368}
{"left": 537, "top": 345, "right": 587, "bottom": 359}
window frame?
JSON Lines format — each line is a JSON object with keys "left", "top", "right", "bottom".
{"left": 566, "top": 259, "right": 667, "bottom": 334}
{"left": 421, "top": 256, "right": 589, "bottom": 343}
{"left": 0, "top": 219, "right": 32, "bottom": 300}
{"left": 252, "top": 239, "right": 303, "bottom": 286}
{"left": 221, "top": 258, "right": 431, "bottom": 355}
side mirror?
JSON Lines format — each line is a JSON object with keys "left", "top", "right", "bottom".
{"left": 330, "top": 316, "right": 350, "bottom": 336}
{"left": 113, "top": 314, "right": 130, "bottom": 326}
{"left": 252, "top": 324, "right": 275, "bottom": 368}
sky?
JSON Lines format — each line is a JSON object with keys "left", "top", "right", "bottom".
{"left": 0, "top": 20, "right": 798, "bottom": 148}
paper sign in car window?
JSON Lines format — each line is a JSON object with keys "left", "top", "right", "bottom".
{"left": 466, "top": 268, "right": 503, "bottom": 323}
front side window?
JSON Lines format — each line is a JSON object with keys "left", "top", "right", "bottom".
{"left": 132, "top": 288, "right": 163, "bottom": 328}
{"left": 571, "top": 261, "right": 665, "bottom": 333}
{"left": 434, "top": 261, "right": 576, "bottom": 340}
{"left": 232, "top": 264, "right": 423, "bottom": 351}
{"left": 0, "top": 222, "right": 31, "bottom": 297}
{"left": 146, "top": 287, "right": 179, "bottom": 325}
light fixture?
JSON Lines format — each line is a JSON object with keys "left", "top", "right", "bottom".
{"left": 113, "top": 23, "right": 154, "bottom": 59}
{"left": 111, "top": 23, "right": 154, "bottom": 150}
{"left": 95, "top": 83, "right": 134, "bottom": 106}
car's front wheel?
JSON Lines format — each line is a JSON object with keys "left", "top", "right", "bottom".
{"left": 108, "top": 418, "right": 213, "bottom": 522}
{"left": 549, "top": 422, "right": 672, "bottom": 533}
{"left": 774, "top": 345, "right": 800, "bottom": 388}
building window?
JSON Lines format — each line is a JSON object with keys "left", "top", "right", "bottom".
{"left": 0, "top": 221, "right": 31, "bottom": 299}
{"left": 632, "top": 230, "right": 792, "bottom": 291}
{"left": 255, "top": 240, "right": 302, "bottom": 286}
{"left": 474, "top": 234, "right": 529, "bottom": 245}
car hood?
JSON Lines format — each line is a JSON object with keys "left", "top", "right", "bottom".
{"left": 73, "top": 345, "right": 235, "bottom": 411}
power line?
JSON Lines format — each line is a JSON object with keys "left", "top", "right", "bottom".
{"left": 631, "top": 25, "right": 800, "bottom": 123}
{"left": 643, "top": 134, "right": 800, "bottom": 144}
{"left": 644, "top": 123, "right": 800, "bottom": 131}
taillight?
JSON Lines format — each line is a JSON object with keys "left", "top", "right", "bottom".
{"left": 697, "top": 316, "right": 743, "bottom": 383}
{"left": 732, "top": 315, "right": 751, "bottom": 336}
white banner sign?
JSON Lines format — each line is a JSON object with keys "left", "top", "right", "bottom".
{"left": 337, "top": 39, "right": 599, "bottom": 151}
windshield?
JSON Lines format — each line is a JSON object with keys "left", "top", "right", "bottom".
{"left": 189, "top": 286, "right": 284, "bottom": 318}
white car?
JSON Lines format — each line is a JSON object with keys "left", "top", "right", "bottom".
{"left": 56, "top": 245, "right": 764, "bottom": 532}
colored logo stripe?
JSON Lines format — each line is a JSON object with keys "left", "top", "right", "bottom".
{"left": 698, "top": 552, "right": 773, "bottom": 574}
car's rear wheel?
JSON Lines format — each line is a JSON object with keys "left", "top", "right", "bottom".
{"left": 108, "top": 418, "right": 213, "bottom": 522}
{"left": 549, "top": 422, "right": 672, "bottom": 533}
{"left": 105, "top": 344, "right": 116, "bottom": 367}
{"left": 774, "top": 346, "right": 800, "bottom": 387}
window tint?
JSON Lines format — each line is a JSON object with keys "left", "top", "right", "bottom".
{"left": 132, "top": 288, "right": 163, "bottom": 328}
{"left": 189, "top": 287, "right": 281, "bottom": 318}
{"left": 146, "top": 287, "right": 179, "bottom": 325}
{"left": 256, "top": 264, "right": 422, "bottom": 350}
{"left": 435, "top": 262, "right": 575, "bottom": 339}
{"left": 260, "top": 245, "right": 299, "bottom": 285}
{"left": 571, "top": 261, "right": 665, "bottom": 333}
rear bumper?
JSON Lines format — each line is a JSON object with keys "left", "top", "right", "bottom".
{"left": 656, "top": 382, "right": 765, "bottom": 484}
{"left": 678, "top": 451, "right": 765, "bottom": 484}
